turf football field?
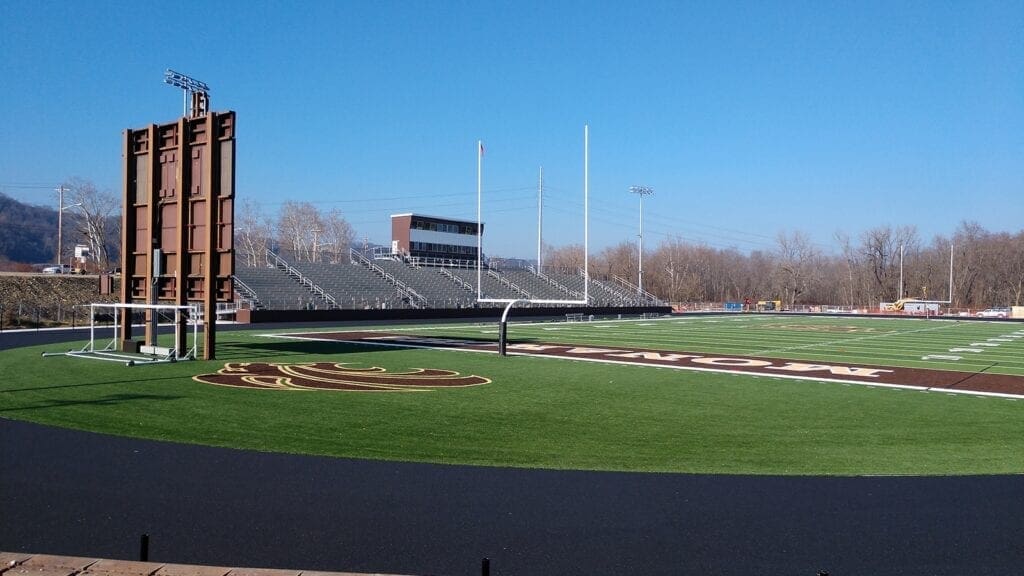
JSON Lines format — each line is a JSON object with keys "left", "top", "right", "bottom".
{"left": 2, "top": 314, "right": 1022, "bottom": 475}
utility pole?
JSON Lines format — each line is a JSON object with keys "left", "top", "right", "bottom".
{"left": 629, "top": 185, "right": 654, "bottom": 295}
{"left": 54, "top": 186, "right": 82, "bottom": 267}
{"left": 56, "top": 185, "right": 66, "bottom": 265}
{"left": 898, "top": 243, "right": 904, "bottom": 299}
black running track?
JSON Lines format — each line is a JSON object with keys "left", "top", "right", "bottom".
{"left": 2, "top": 327, "right": 1023, "bottom": 575}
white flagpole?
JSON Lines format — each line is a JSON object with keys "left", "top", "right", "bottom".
{"left": 476, "top": 140, "right": 483, "bottom": 301}
{"left": 537, "top": 166, "right": 543, "bottom": 269}
{"left": 584, "top": 124, "right": 589, "bottom": 303}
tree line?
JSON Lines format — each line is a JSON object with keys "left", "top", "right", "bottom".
{"left": 542, "top": 221, "right": 1023, "bottom": 310}
{"left": 4, "top": 181, "right": 1019, "bottom": 310}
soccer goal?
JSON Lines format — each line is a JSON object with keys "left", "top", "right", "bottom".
{"left": 42, "top": 302, "right": 200, "bottom": 367}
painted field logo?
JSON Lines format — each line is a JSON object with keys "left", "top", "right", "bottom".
{"left": 194, "top": 362, "right": 490, "bottom": 392}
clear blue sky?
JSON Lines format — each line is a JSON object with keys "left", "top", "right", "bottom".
{"left": 1, "top": 1, "right": 1021, "bottom": 258}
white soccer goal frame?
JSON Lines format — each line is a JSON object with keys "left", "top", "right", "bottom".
{"left": 42, "top": 302, "right": 200, "bottom": 367}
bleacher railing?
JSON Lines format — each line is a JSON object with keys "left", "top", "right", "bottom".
{"left": 410, "top": 256, "right": 478, "bottom": 269}
{"left": 439, "top": 268, "right": 475, "bottom": 292}
{"left": 351, "top": 248, "right": 427, "bottom": 308}
{"left": 231, "top": 275, "right": 263, "bottom": 309}
{"left": 267, "top": 250, "right": 339, "bottom": 309}
{"left": 529, "top": 266, "right": 582, "bottom": 299}
{"left": 487, "top": 269, "right": 531, "bottom": 299}
{"left": 611, "top": 274, "right": 663, "bottom": 305}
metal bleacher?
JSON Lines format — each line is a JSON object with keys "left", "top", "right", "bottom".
{"left": 233, "top": 265, "right": 332, "bottom": 310}
{"left": 499, "top": 268, "right": 582, "bottom": 301}
{"left": 373, "top": 259, "right": 477, "bottom": 308}
{"left": 446, "top": 267, "right": 524, "bottom": 301}
{"left": 541, "top": 270, "right": 626, "bottom": 307}
{"left": 234, "top": 249, "right": 663, "bottom": 311}
{"left": 289, "top": 260, "right": 408, "bottom": 309}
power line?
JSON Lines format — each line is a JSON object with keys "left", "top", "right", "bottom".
{"left": 0, "top": 183, "right": 60, "bottom": 189}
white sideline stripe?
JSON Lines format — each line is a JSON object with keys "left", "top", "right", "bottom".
{"left": 265, "top": 332, "right": 1024, "bottom": 401}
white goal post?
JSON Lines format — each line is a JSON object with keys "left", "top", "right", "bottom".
{"left": 42, "top": 302, "right": 200, "bottom": 367}
{"left": 476, "top": 126, "right": 594, "bottom": 355}
{"left": 475, "top": 125, "right": 591, "bottom": 308}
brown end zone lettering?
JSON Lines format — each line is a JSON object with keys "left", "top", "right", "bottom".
{"left": 608, "top": 352, "right": 702, "bottom": 362}
{"left": 564, "top": 347, "right": 630, "bottom": 355}
{"left": 691, "top": 357, "right": 773, "bottom": 367}
{"left": 765, "top": 362, "right": 893, "bottom": 378}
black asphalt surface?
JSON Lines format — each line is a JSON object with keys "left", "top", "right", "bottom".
{"left": 2, "top": 326, "right": 1023, "bottom": 575}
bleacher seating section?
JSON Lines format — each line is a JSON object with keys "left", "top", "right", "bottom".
{"left": 233, "top": 265, "right": 333, "bottom": 310}
{"left": 232, "top": 252, "right": 661, "bottom": 310}
{"left": 288, "top": 260, "right": 405, "bottom": 309}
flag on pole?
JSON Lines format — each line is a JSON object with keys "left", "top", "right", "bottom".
{"left": 479, "top": 142, "right": 485, "bottom": 156}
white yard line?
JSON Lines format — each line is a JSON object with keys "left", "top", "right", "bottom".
{"left": 749, "top": 321, "right": 965, "bottom": 356}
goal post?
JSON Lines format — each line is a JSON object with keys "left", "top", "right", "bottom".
{"left": 43, "top": 302, "right": 201, "bottom": 366}
{"left": 476, "top": 126, "right": 592, "bottom": 355}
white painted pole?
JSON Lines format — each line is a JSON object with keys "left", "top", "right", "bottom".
{"left": 948, "top": 242, "right": 954, "bottom": 305}
{"left": 537, "top": 166, "right": 543, "bottom": 269}
{"left": 476, "top": 140, "right": 483, "bottom": 301}
{"left": 56, "top": 185, "right": 65, "bottom": 265}
{"left": 584, "top": 124, "right": 589, "bottom": 303}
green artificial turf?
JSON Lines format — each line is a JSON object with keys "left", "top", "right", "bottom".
{"left": 2, "top": 315, "right": 1022, "bottom": 475}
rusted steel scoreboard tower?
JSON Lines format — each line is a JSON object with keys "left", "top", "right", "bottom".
{"left": 120, "top": 104, "right": 235, "bottom": 360}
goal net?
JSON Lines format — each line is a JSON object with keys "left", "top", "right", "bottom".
{"left": 43, "top": 302, "right": 201, "bottom": 366}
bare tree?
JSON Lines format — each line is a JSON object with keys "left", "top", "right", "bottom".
{"left": 320, "top": 208, "right": 356, "bottom": 264}
{"left": 595, "top": 241, "right": 638, "bottom": 281}
{"left": 648, "top": 237, "right": 701, "bottom": 302}
{"left": 543, "top": 244, "right": 586, "bottom": 274}
{"left": 774, "top": 230, "right": 820, "bottom": 308}
{"left": 1003, "top": 232, "right": 1024, "bottom": 306}
{"left": 859, "top": 225, "right": 918, "bottom": 304}
{"left": 236, "top": 199, "right": 273, "bottom": 267}
{"left": 63, "top": 178, "right": 119, "bottom": 271}
{"left": 277, "top": 201, "right": 323, "bottom": 262}
{"left": 951, "top": 221, "right": 988, "bottom": 308}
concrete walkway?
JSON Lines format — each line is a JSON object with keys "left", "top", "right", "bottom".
{"left": 0, "top": 553, "right": 406, "bottom": 576}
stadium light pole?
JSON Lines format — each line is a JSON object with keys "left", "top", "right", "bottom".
{"left": 629, "top": 185, "right": 653, "bottom": 295}
{"left": 163, "top": 69, "right": 210, "bottom": 117}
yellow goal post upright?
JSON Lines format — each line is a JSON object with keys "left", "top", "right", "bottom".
{"left": 476, "top": 126, "right": 591, "bottom": 356}
{"left": 43, "top": 302, "right": 200, "bottom": 367}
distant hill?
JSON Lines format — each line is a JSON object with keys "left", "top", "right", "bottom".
{"left": 0, "top": 193, "right": 61, "bottom": 265}
{"left": 0, "top": 192, "right": 119, "bottom": 268}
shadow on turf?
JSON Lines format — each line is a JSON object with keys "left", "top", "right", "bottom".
{"left": 216, "top": 340, "right": 382, "bottom": 359}
{"left": 1, "top": 376, "right": 186, "bottom": 394}
{"left": 218, "top": 334, "right": 537, "bottom": 359}
{"left": 0, "top": 393, "right": 183, "bottom": 412}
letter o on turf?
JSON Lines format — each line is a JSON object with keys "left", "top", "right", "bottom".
{"left": 691, "top": 357, "right": 773, "bottom": 367}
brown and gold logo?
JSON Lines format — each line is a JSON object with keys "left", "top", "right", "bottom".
{"left": 194, "top": 362, "right": 490, "bottom": 392}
